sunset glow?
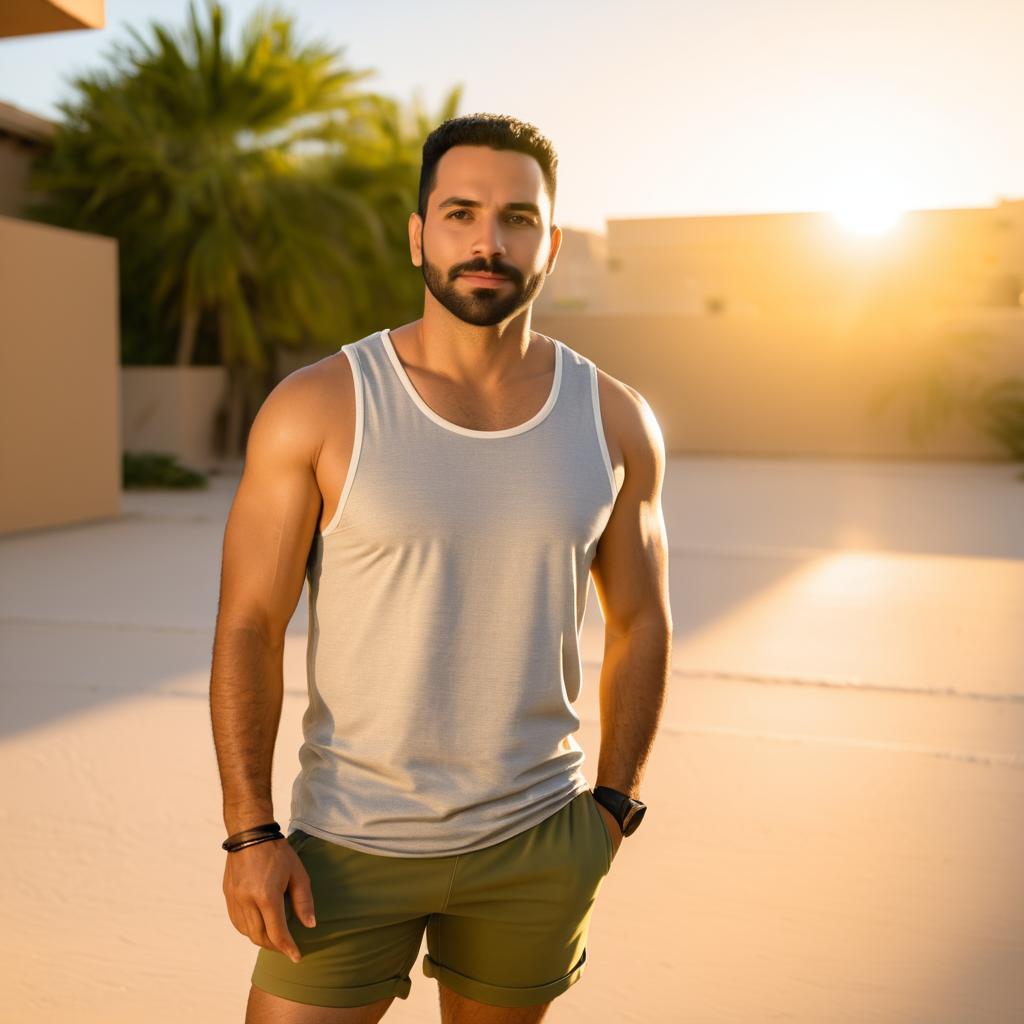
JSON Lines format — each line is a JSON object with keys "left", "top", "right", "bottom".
{"left": 830, "top": 201, "right": 907, "bottom": 236}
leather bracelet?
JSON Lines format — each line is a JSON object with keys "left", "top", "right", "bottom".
{"left": 224, "top": 832, "right": 284, "bottom": 853}
{"left": 222, "top": 820, "right": 281, "bottom": 851}
{"left": 224, "top": 819, "right": 280, "bottom": 842}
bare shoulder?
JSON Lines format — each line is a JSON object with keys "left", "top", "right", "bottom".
{"left": 248, "top": 350, "right": 354, "bottom": 470}
{"left": 593, "top": 365, "right": 667, "bottom": 498}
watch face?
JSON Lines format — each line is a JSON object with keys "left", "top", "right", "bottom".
{"left": 622, "top": 803, "right": 646, "bottom": 836}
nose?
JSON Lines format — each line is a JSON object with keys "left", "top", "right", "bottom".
{"left": 470, "top": 215, "right": 507, "bottom": 261}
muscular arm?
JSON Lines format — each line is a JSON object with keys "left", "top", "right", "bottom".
{"left": 589, "top": 376, "right": 673, "bottom": 803}
{"left": 209, "top": 370, "right": 325, "bottom": 836}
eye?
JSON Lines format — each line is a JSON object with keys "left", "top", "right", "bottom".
{"left": 445, "top": 210, "right": 535, "bottom": 224}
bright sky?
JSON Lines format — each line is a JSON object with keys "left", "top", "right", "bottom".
{"left": 0, "top": 0, "right": 1020, "bottom": 234}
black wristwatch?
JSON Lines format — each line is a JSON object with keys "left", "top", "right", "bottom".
{"left": 592, "top": 786, "right": 647, "bottom": 837}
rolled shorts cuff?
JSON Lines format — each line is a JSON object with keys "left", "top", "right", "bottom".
{"left": 421, "top": 947, "right": 587, "bottom": 1008}
{"left": 251, "top": 962, "right": 412, "bottom": 1008}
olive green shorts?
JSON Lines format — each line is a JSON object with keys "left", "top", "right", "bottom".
{"left": 250, "top": 788, "right": 614, "bottom": 1009}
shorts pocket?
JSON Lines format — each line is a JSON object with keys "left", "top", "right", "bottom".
{"left": 287, "top": 829, "right": 316, "bottom": 855}
{"left": 586, "top": 791, "right": 613, "bottom": 874}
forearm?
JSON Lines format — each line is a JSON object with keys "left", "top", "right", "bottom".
{"left": 209, "top": 623, "right": 285, "bottom": 834}
{"left": 594, "top": 623, "right": 672, "bottom": 800}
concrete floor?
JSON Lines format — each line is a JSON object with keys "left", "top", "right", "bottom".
{"left": 2, "top": 455, "right": 1022, "bottom": 1023}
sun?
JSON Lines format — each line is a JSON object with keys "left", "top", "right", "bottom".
{"left": 830, "top": 200, "right": 906, "bottom": 236}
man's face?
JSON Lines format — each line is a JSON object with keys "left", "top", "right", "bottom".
{"left": 414, "top": 145, "right": 560, "bottom": 327}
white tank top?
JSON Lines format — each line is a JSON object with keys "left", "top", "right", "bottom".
{"left": 288, "top": 327, "right": 621, "bottom": 856}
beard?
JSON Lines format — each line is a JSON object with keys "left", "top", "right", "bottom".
{"left": 420, "top": 236, "right": 546, "bottom": 327}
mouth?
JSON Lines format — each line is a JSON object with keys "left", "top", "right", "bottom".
{"left": 460, "top": 272, "right": 510, "bottom": 284}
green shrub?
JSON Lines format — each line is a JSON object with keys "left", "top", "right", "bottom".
{"left": 123, "top": 452, "right": 208, "bottom": 489}
{"left": 867, "top": 330, "right": 1024, "bottom": 478}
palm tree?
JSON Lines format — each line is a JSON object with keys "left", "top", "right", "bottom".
{"left": 22, "top": 1, "right": 397, "bottom": 455}
{"left": 322, "top": 84, "right": 465, "bottom": 333}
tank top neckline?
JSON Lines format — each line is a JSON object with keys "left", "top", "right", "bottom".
{"left": 379, "top": 327, "right": 563, "bottom": 439}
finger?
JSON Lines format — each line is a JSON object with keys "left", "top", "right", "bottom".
{"left": 289, "top": 871, "right": 317, "bottom": 929}
{"left": 242, "top": 902, "right": 272, "bottom": 950}
{"left": 259, "top": 896, "right": 302, "bottom": 963}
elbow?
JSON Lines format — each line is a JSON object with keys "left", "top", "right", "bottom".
{"left": 606, "top": 615, "right": 672, "bottom": 642}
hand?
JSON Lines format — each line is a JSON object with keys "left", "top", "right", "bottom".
{"left": 595, "top": 802, "right": 624, "bottom": 863}
{"left": 222, "top": 837, "right": 317, "bottom": 964}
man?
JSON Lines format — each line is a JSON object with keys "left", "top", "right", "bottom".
{"left": 210, "top": 113, "right": 672, "bottom": 1024}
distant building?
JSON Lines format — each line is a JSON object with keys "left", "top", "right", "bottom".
{"left": 544, "top": 202, "right": 1024, "bottom": 321}
{"left": 532, "top": 226, "right": 609, "bottom": 315}
{"left": 0, "top": 100, "right": 55, "bottom": 217}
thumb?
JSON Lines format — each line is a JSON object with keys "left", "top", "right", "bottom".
{"left": 289, "top": 874, "right": 317, "bottom": 929}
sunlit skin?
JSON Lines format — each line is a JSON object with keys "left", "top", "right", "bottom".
{"left": 402, "top": 144, "right": 564, "bottom": 391}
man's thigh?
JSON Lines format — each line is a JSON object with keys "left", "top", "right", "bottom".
{"left": 246, "top": 985, "right": 395, "bottom": 1023}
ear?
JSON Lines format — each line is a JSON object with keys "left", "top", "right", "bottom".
{"left": 409, "top": 211, "right": 423, "bottom": 268}
{"left": 546, "top": 223, "right": 563, "bottom": 274}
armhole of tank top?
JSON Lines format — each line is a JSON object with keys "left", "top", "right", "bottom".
{"left": 321, "top": 344, "right": 365, "bottom": 538}
{"left": 589, "top": 360, "right": 617, "bottom": 500}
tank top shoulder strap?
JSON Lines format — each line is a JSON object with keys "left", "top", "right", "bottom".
{"left": 342, "top": 330, "right": 394, "bottom": 401}
{"left": 338, "top": 329, "right": 417, "bottom": 442}
{"left": 539, "top": 331, "right": 589, "bottom": 417}
{"left": 539, "top": 334, "right": 617, "bottom": 499}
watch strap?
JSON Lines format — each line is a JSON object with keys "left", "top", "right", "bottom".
{"left": 592, "top": 785, "right": 646, "bottom": 836}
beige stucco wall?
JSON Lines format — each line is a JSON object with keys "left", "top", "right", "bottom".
{"left": 121, "top": 366, "right": 228, "bottom": 474}
{"left": 534, "top": 309, "right": 1023, "bottom": 460}
{"left": 0, "top": 214, "right": 121, "bottom": 535}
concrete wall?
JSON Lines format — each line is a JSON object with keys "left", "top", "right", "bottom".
{"left": 0, "top": 214, "right": 121, "bottom": 535}
{"left": 533, "top": 309, "right": 1023, "bottom": 460}
{"left": 121, "top": 366, "right": 228, "bottom": 474}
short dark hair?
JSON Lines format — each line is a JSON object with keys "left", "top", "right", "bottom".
{"left": 417, "top": 113, "right": 558, "bottom": 223}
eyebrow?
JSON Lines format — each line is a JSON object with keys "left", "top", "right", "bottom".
{"left": 438, "top": 196, "right": 542, "bottom": 216}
